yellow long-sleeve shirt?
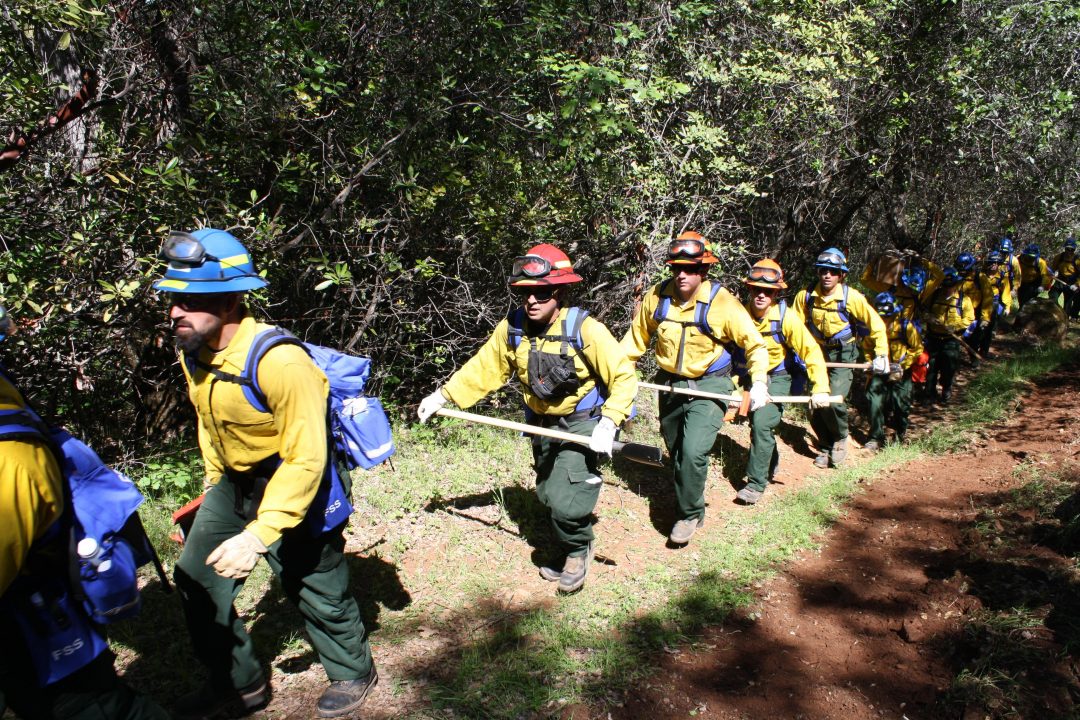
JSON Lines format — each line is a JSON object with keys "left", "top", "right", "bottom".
{"left": 1019, "top": 256, "right": 1052, "bottom": 289}
{"left": 1, "top": 375, "right": 63, "bottom": 596}
{"left": 180, "top": 313, "right": 329, "bottom": 547}
{"left": 986, "top": 262, "right": 1014, "bottom": 310}
{"left": 621, "top": 279, "right": 769, "bottom": 384}
{"left": 792, "top": 283, "right": 889, "bottom": 357}
{"left": 742, "top": 300, "right": 830, "bottom": 395}
{"left": 1051, "top": 252, "right": 1079, "bottom": 283}
{"left": 442, "top": 307, "right": 636, "bottom": 425}
{"left": 884, "top": 316, "right": 924, "bottom": 370}
{"left": 960, "top": 272, "right": 995, "bottom": 323}
{"left": 925, "top": 285, "right": 975, "bottom": 335}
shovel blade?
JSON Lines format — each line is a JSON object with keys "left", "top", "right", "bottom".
{"left": 613, "top": 441, "right": 664, "bottom": 468}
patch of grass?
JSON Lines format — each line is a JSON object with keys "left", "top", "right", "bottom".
{"left": 120, "top": 339, "right": 1078, "bottom": 717}
{"left": 920, "top": 343, "right": 1078, "bottom": 452}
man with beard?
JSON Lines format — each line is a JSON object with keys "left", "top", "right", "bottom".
{"left": 154, "top": 229, "right": 377, "bottom": 720}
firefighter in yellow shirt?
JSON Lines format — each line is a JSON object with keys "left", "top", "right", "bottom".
{"left": 792, "top": 248, "right": 889, "bottom": 469}
{"left": 154, "top": 229, "right": 377, "bottom": 719}
{"left": 621, "top": 232, "right": 768, "bottom": 544}
{"left": 979, "top": 250, "right": 1012, "bottom": 358}
{"left": 733, "top": 260, "right": 831, "bottom": 505}
{"left": 1017, "top": 243, "right": 1053, "bottom": 310}
{"left": 924, "top": 267, "right": 976, "bottom": 403}
{"left": 1, "top": 306, "right": 168, "bottom": 720}
{"left": 955, "top": 252, "right": 994, "bottom": 354}
{"left": 864, "top": 293, "right": 924, "bottom": 449}
{"left": 417, "top": 243, "right": 636, "bottom": 593}
{"left": 1050, "top": 237, "right": 1079, "bottom": 319}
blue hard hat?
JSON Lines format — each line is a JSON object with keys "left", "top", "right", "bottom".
{"left": 153, "top": 229, "right": 268, "bottom": 294}
{"left": 1065, "top": 236, "right": 1076, "bottom": 250}
{"left": 986, "top": 251, "right": 1005, "bottom": 264}
{"left": 901, "top": 267, "right": 927, "bottom": 293}
{"left": 815, "top": 247, "right": 848, "bottom": 273}
{"left": 942, "top": 266, "right": 961, "bottom": 285}
{"left": 955, "top": 252, "right": 977, "bottom": 272}
{"left": 1021, "top": 243, "right": 1040, "bottom": 258}
{"left": 873, "top": 291, "right": 900, "bottom": 317}
{"left": 0, "top": 305, "right": 11, "bottom": 342}
{"left": 998, "top": 237, "right": 1014, "bottom": 254}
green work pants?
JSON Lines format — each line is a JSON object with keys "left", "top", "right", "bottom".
{"left": 174, "top": 474, "right": 373, "bottom": 693}
{"left": 745, "top": 372, "right": 792, "bottom": 492}
{"left": 0, "top": 649, "right": 168, "bottom": 720}
{"left": 866, "top": 372, "right": 913, "bottom": 443}
{"left": 532, "top": 416, "right": 603, "bottom": 558}
{"left": 926, "top": 335, "right": 960, "bottom": 395}
{"left": 809, "top": 342, "right": 859, "bottom": 448}
{"left": 657, "top": 370, "right": 731, "bottom": 522}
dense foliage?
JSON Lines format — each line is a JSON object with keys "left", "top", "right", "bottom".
{"left": 1, "top": 0, "right": 1078, "bottom": 454}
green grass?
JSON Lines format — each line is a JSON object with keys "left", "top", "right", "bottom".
{"left": 119, "top": 337, "right": 1079, "bottom": 715}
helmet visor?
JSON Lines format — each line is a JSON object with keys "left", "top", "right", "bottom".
{"left": 667, "top": 238, "right": 706, "bottom": 261}
{"left": 747, "top": 265, "right": 782, "bottom": 285}
{"left": 161, "top": 231, "right": 219, "bottom": 267}
{"left": 509, "top": 255, "right": 552, "bottom": 280}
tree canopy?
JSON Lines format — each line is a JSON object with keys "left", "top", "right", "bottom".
{"left": 1, "top": 0, "right": 1077, "bottom": 452}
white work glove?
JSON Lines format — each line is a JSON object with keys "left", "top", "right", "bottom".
{"left": 417, "top": 388, "right": 448, "bottom": 423}
{"left": 589, "top": 417, "right": 618, "bottom": 456}
{"left": 206, "top": 530, "right": 267, "bottom": 579}
{"left": 748, "top": 381, "right": 769, "bottom": 412}
{"left": 888, "top": 364, "right": 904, "bottom": 382}
{"left": 871, "top": 355, "right": 890, "bottom": 375}
{"left": 977, "top": 320, "right": 988, "bottom": 330}
{"left": 1071, "top": 285, "right": 1078, "bottom": 293}
{"left": 809, "top": 393, "right": 831, "bottom": 410}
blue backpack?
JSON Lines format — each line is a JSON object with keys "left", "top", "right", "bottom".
{"left": 652, "top": 280, "right": 732, "bottom": 375}
{"left": 185, "top": 328, "right": 396, "bottom": 534}
{"left": 0, "top": 368, "right": 166, "bottom": 685}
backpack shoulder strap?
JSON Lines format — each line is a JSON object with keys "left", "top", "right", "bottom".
{"left": 189, "top": 327, "right": 305, "bottom": 414}
{"left": 506, "top": 307, "right": 527, "bottom": 350}
{"left": 652, "top": 280, "right": 674, "bottom": 323}
{"left": 694, "top": 282, "right": 724, "bottom": 339}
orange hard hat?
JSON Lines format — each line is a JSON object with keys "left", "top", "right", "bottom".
{"left": 744, "top": 258, "right": 787, "bottom": 289}
{"left": 666, "top": 231, "right": 719, "bottom": 265}
{"left": 507, "top": 243, "right": 583, "bottom": 286}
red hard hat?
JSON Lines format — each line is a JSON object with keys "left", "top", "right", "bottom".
{"left": 508, "top": 243, "right": 583, "bottom": 286}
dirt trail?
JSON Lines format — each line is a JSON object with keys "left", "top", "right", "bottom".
{"left": 608, "top": 359, "right": 1080, "bottom": 720}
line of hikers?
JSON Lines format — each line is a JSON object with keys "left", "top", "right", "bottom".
{"left": 3, "top": 227, "right": 1074, "bottom": 719}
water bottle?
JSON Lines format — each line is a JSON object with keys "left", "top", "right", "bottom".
{"left": 77, "top": 537, "right": 103, "bottom": 573}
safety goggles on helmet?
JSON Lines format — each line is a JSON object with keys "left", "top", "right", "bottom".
{"left": 985, "top": 251, "right": 1004, "bottom": 264}
{"left": 667, "top": 237, "right": 707, "bottom": 261}
{"left": 747, "top": 265, "right": 783, "bottom": 285}
{"left": 814, "top": 249, "right": 848, "bottom": 272}
{"left": 160, "top": 231, "right": 220, "bottom": 267}
{"left": 509, "top": 254, "right": 553, "bottom": 280}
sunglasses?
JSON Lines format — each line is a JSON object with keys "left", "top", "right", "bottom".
{"left": 817, "top": 267, "right": 841, "bottom": 276}
{"left": 667, "top": 238, "right": 706, "bottom": 260}
{"left": 168, "top": 293, "right": 222, "bottom": 312}
{"left": 512, "top": 286, "right": 557, "bottom": 302}
{"left": 750, "top": 286, "right": 778, "bottom": 296}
